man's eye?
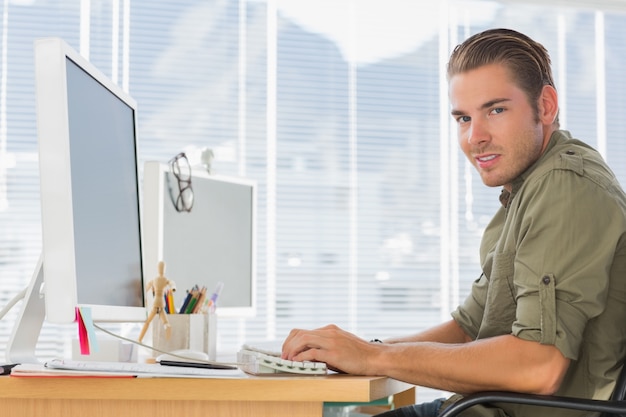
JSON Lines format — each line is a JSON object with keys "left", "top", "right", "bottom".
{"left": 457, "top": 115, "right": 471, "bottom": 124}
{"left": 490, "top": 107, "right": 505, "bottom": 115}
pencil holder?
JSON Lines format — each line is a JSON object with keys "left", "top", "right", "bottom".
{"left": 152, "top": 312, "right": 217, "bottom": 360}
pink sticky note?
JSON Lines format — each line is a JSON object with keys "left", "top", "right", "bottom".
{"left": 76, "top": 307, "right": 90, "bottom": 355}
{"left": 76, "top": 307, "right": 99, "bottom": 355}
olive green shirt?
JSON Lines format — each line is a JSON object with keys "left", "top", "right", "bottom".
{"left": 445, "top": 130, "right": 626, "bottom": 417}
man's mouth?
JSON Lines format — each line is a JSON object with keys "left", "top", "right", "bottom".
{"left": 475, "top": 154, "right": 499, "bottom": 168}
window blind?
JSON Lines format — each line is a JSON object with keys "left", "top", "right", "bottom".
{"left": 1, "top": 0, "right": 625, "bottom": 401}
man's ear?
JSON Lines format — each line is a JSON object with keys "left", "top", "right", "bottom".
{"left": 538, "top": 85, "right": 559, "bottom": 125}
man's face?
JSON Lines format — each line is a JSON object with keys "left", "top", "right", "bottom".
{"left": 449, "top": 64, "right": 549, "bottom": 190}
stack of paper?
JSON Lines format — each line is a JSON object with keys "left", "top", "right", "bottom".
{"left": 11, "top": 359, "right": 247, "bottom": 379}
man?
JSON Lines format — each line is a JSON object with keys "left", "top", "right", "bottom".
{"left": 281, "top": 28, "right": 626, "bottom": 417}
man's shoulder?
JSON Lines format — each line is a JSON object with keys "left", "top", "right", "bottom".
{"left": 544, "top": 130, "right": 601, "bottom": 162}
{"left": 510, "top": 131, "right": 626, "bottom": 218}
{"left": 532, "top": 130, "right": 620, "bottom": 190}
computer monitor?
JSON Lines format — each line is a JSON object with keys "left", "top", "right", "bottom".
{"left": 6, "top": 37, "right": 146, "bottom": 363}
{"left": 142, "top": 161, "right": 256, "bottom": 318}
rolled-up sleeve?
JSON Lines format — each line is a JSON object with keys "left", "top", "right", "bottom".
{"left": 452, "top": 273, "right": 489, "bottom": 340}
{"left": 509, "top": 168, "right": 620, "bottom": 360}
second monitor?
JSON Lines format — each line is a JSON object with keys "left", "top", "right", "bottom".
{"left": 142, "top": 161, "right": 256, "bottom": 318}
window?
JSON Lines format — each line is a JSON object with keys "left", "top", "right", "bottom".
{"left": 1, "top": 0, "right": 625, "bottom": 401}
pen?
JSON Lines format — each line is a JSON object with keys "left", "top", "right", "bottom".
{"left": 206, "top": 281, "right": 224, "bottom": 314}
{"left": 192, "top": 286, "right": 207, "bottom": 314}
{"left": 184, "top": 287, "right": 201, "bottom": 314}
{"left": 167, "top": 290, "right": 175, "bottom": 314}
{"left": 164, "top": 289, "right": 174, "bottom": 314}
{"left": 179, "top": 289, "right": 193, "bottom": 314}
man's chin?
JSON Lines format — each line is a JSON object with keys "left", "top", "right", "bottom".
{"left": 479, "top": 174, "right": 504, "bottom": 188}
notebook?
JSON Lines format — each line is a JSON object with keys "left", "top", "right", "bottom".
{"left": 237, "top": 343, "right": 327, "bottom": 375}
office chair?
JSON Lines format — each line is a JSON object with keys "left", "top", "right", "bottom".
{"left": 438, "top": 362, "right": 626, "bottom": 417}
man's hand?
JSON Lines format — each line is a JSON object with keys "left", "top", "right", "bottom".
{"left": 282, "top": 324, "right": 382, "bottom": 375}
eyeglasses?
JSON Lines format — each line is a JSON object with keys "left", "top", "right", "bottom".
{"left": 168, "top": 152, "right": 194, "bottom": 212}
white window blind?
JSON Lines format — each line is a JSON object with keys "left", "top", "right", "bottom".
{"left": 1, "top": 0, "right": 626, "bottom": 400}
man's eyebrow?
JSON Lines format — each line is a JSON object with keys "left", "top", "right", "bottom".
{"left": 450, "top": 98, "right": 512, "bottom": 116}
{"left": 481, "top": 97, "right": 511, "bottom": 109}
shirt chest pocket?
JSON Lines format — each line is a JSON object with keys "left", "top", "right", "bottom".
{"left": 478, "top": 251, "right": 517, "bottom": 339}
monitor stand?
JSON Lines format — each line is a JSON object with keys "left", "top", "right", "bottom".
{"left": 5, "top": 255, "right": 45, "bottom": 364}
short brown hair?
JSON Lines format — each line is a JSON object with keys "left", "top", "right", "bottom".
{"left": 447, "top": 28, "right": 558, "bottom": 126}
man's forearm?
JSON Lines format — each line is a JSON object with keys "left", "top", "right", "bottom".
{"left": 371, "top": 333, "right": 569, "bottom": 395}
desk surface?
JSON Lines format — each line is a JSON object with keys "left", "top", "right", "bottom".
{"left": 0, "top": 374, "right": 415, "bottom": 417}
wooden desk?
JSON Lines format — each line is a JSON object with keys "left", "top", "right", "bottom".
{"left": 0, "top": 374, "right": 415, "bottom": 417}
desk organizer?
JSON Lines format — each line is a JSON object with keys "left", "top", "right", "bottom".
{"left": 152, "top": 313, "right": 217, "bottom": 360}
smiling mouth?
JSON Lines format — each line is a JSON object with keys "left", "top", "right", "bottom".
{"left": 474, "top": 153, "right": 500, "bottom": 169}
{"left": 476, "top": 154, "right": 497, "bottom": 162}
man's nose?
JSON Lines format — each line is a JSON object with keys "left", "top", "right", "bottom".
{"left": 467, "top": 119, "right": 490, "bottom": 145}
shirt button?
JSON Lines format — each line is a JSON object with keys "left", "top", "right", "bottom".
{"left": 542, "top": 275, "right": 551, "bottom": 285}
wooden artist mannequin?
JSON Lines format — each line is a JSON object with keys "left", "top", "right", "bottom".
{"left": 138, "top": 261, "right": 176, "bottom": 342}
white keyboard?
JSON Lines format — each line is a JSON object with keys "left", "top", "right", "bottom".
{"left": 238, "top": 344, "right": 327, "bottom": 375}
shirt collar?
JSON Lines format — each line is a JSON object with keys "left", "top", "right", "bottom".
{"left": 497, "top": 129, "right": 570, "bottom": 208}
